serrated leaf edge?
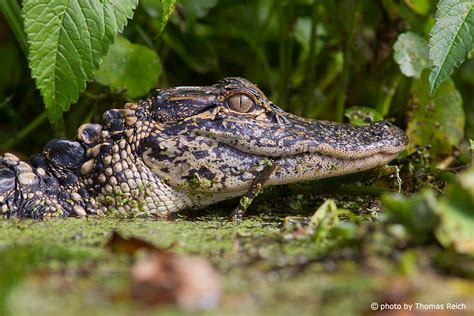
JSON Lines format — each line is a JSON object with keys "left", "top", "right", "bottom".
{"left": 429, "top": 0, "right": 474, "bottom": 94}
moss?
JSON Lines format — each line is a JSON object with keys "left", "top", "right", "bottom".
{"left": 258, "top": 158, "right": 274, "bottom": 167}
{"left": 103, "top": 196, "right": 115, "bottom": 206}
{"left": 188, "top": 173, "right": 213, "bottom": 190}
{"left": 239, "top": 196, "right": 253, "bottom": 210}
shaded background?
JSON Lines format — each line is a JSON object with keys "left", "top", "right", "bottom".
{"left": 1, "top": 2, "right": 474, "bottom": 315}
{"left": 1, "top": 0, "right": 472, "bottom": 160}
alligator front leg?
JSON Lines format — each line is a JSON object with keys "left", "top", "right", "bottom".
{"left": 230, "top": 160, "right": 278, "bottom": 223}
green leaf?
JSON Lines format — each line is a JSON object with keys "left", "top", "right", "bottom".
{"left": 393, "top": 32, "right": 430, "bottom": 79}
{"left": 23, "top": 0, "right": 139, "bottom": 121}
{"left": 399, "top": 1, "right": 435, "bottom": 35}
{"left": 95, "top": 37, "right": 161, "bottom": 98}
{"left": 141, "top": 0, "right": 177, "bottom": 36}
{"left": 470, "top": 139, "right": 474, "bottom": 163}
{"left": 344, "top": 106, "right": 383, "bottom": 126}
{"left": 407, "top": 72, "right": 465, "bottom": 156}
{"left": 294, "top": 17, "right": 312, "bottom": 52}
{"left": 383, "top": 166, "right": 474, "bottom": 254}
{"left": 0, "top": 42, "right": 21, "bottom": 97}
{"left": 428, "top": 0, "right": 474, "bottom": 95}
{"left": 158, "top": 0, "right": 177, "bottom": 35}
{"left": 294, "top": 17, "right": 323, "bottom": 53}
{"left": 382, "top": 190, "right": 440, "bottom": 244}
{"left": 404, "top": 0, "right": 432, "bottom": 15}
{"left": 310, "top": 199, "right": 340, "bottom": 243}
{"left": 434, "top": 168, "right": 474, "bottom": 254}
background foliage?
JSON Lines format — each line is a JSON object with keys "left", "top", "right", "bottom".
{"left": 1, "top": 1, "right": 474, "bottom": 314}
{"left": 0, "top": 0, "right": 473, "bottom": 161}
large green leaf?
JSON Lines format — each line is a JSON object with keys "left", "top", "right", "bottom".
{"left": 382, "top": 190, "right": 440, "bottom": 244}
{"left": 382, "top": 167, "right": 474, "bottom": 254}
{"left": 23, "top": 0, "right": 139, "bottom": 121}
{"left": 95, "top": 37, "right": 161, "bottom": 98}
{"left": 428, "top": 0, "right": 474, "bottom": 95}
{"left": 407, "top": 72, "right": 464, "bottom": 156}
{"left": 393, "top": 32, "right": 430, "bottom": 79}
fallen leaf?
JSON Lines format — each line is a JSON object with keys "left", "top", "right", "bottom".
{"left": 105, "top": 231, "right": 221, "bottom": 310}
{"left": 105, "top": 231, "right": 167, "bottom": 256}
{"left": 131, "top": 252, "right": 221, "bottom": 310}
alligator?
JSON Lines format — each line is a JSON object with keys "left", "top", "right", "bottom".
{"left": 0, "top": 77, "right": 408, "bottom": 219}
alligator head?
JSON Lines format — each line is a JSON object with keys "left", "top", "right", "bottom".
{"left": 0, "top": 77, "right": 408, "bottom": 219}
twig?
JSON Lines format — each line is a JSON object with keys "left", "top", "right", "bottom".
{"left": 0, "top": 0, "right": 28, "bottom": 57}
{"left": 0, "top": 111, "right": 48, "bottom": 150}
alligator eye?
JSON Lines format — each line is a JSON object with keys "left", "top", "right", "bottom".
{"left": 227, "top": 94, "right": 254, "bottom": 113}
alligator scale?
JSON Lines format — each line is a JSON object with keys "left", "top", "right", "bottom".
{"left": 0, "top": 78, "right": 408, "bottom": 219}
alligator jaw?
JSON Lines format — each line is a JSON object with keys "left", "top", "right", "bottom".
{"left": 267, "top": 152, "right": 401, "bottom": 186}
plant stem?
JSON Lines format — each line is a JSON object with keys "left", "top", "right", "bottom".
{"left": 254, "top": 1, "right": 277, "bottom": 92}
{"left": 335, "top": 70, "right": 348, "bottom": 122}
{"left": 0, "top": 0, "right": 28, "bottom": 56}
{"left": 306, "top": 0, "right": 319, "bottom": 84}
{"left": 377, "top": 73, "right": 402, "bottom": 117}
{"left": 277, "top": 0, "right": 293, "bottom": 108}
{"left": 0, "top": 111, "right": 48, "bottom": 150}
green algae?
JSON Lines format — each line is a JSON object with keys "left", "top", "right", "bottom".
{"left": 0, "top": 166, "right": 464, "bottom": 315}
{"left": 1, "top": 195, "right": 473, "bottom": 315}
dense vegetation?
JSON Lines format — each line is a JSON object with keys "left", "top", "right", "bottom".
{"left": 0, "top": 0, "right": 473, "bottom": 315}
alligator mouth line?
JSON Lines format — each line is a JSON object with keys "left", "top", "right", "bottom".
{"left": 216, "top": 138, "right": 406, "bottom": 164}
{"left": 195, "top": 122, "right": 408, "bottom": 161}
{"left": 276, "top": 147, "right": 404, "bottom": 161}
{"left": 278, "top": 150, "right": 401, "bottom": 171}
{"left": 265, "top": 151, "right": 401, "bottom": 187}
